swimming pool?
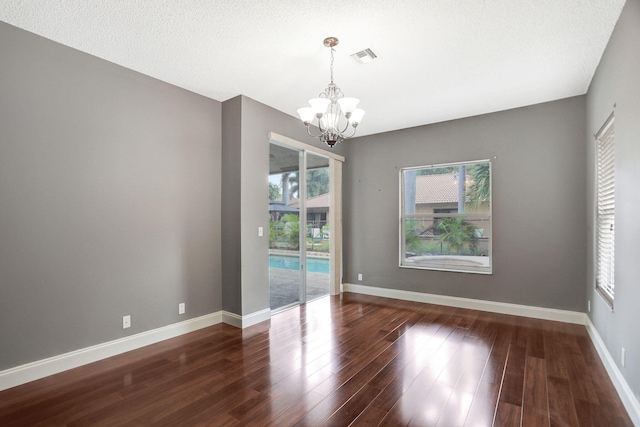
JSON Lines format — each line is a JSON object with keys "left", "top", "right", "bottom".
{"left": 269, "top": 255, "right": 330, "bottom": 274}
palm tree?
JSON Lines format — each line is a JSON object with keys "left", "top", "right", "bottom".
{"left": 435, "top": 217, "right": 478, "bottom": 255}
{"left": 279, "top": 173, "right": 297, "bottom": 204}
{"left": 268, "top": 182, "right": 281, "bottom": 201}
{"left": 466, "top": 163, "right": 490, "bottom": 211}
{"left": 280, "top": 172, "right": 300, "bottom": 205}
{"left": 405, "top": 220, "right": 426, "bottom": 255}
{"left": 306, "top": 168, "right": 329, "bottom": 197}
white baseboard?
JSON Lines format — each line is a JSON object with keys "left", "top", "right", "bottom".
{"left": 222, "top": 308, "right": 271, "bottom": 328}
{"left": 0, "top": 311, "right": 222, "bottom": 392}
{"left": 585, "top": 317, "right": 640, "bottom": 426}
{"left": 342, "top": 283, "right": 586, "bottom": 324}
{"left": 221, "top": 311, "right": 243, "bottom": 328}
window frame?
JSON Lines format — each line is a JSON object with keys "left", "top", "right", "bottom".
{"left": 594, "top": 113, "right": 615, "bottom": 308}
{"left": 399, "top": 159, "right": 492, "bottom": 274}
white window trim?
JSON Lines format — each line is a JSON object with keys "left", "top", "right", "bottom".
{"left": 399, "top": 159, "right": 492, "bottom": 274}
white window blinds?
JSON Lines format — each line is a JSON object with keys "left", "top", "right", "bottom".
{"left": 595, "top": 114, "right": 615, "bottom": 304}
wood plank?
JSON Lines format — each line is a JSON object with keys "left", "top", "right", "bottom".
{"left": 493, "top": 401, "right": 522, "bottom": 427}
{"left": 0, "top": 294, "right": 632, "bottom": 427}
{"left": 521, "top": 356, "right": 549, "bottom": 427}
{"left": 350, "top": 405, "right": 388, "bottom": 426}
{"left": 547, "top": 376, "right": 580, "bottom": 427}
{"left": 464, "top": 380, "right": 500, "bottom": 427}
{"left": 497, "top": 344, "right": 526, "bottom": 407}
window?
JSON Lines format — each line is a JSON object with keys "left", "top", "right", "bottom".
{"left": 400, "top": 160, "right": 492, "bottom": 274}
{"left": 595, "top": 114, "right": 615, "bottom": 305}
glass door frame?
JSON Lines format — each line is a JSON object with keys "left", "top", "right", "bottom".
{"left": 269, "top": 132, "right": 344, "bottom": 309}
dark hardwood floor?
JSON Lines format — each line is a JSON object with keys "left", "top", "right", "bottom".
{"left": 0, "top": 294, "right": 633, "bottom": 426}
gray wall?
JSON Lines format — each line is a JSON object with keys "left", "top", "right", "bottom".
{"left": 344, "top": 96, "right": 587, "bottom": 311}
{"left": 586, "top": 0, "right": 640, "bottom": 403}
{"left": 221, "top": 95, "right": 346, "bottom": 316}
{"left": 221, "top": 97, "right": 242, "bottom": 314}
{"left": 0, "top": 22, "right": 222, "bottom": 370}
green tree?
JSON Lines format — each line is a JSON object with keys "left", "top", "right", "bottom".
{"left": 281, "top": 214, "right": 300, "bottom": 249}
{"left": 269, "top": 182, "right": 281, "bottom": 201}
{"left": 435, "top": 217, "right": 478, "bottom": 255}
{"left": 269, "top": 220, "right": 284, "bottom": 248}
{"left": 280, "top": 168, "right": 329, "bottom": 202}
{"left": 466, "top": 163, "right": 490, "bottom": 211}
{"left": 320, "top": 223, "right": 330, "bottom": 240}
{"left": 306, "top": 168, "right": 329, "bottom": 197}
{"left": 282, "top": 172, "right": 300, "bottom": 200}
{"left": 405, "top": 220, "right": 426, "bottom": 255}
{"left": 281, "top": 173, "right": 298, "bottom": 204}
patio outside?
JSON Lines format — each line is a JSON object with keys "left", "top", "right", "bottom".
{"left": 269, "top": 261, "right": 330, "bottom": 310}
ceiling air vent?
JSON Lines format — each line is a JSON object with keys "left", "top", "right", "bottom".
{"left": 351, "top": 48, "right": 378, "bottom": 64}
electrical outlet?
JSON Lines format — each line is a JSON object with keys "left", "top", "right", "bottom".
{"left": 179, "top": 303, "right": 185, "bottom": 315}
{"left": 357, "top": 273, "right": 363, "bottom": 281}
{"left": 588, "top": 300, "right": 591, "bottom": 312}
{"left": 123, "top": 315, "right": 131, "bottom": 329}
{"left": 621, "top": 347, "right": 626, "bottom": 367}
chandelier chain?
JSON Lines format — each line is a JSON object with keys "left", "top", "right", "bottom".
{"left": 329, "top": 46, "right": 335, "bottom": 84}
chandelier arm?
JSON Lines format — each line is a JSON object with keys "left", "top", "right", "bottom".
{"left": 338, "top": 120, "right": 351, "bottom": 135}
{"left": 305, "top": 123, "right": 332, "bottom": 139}
{"left": 317, "top": 118, "right": 326, "bottom": 134}
{"left": 305, "top": 125, "right": 324, "bottom": 139}
{"left": 344, "top": 126, "right": 358, "bottom": 139}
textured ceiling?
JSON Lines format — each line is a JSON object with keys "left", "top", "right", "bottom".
{"left": 0, "top": 0, "right": 626, "bottom": 137}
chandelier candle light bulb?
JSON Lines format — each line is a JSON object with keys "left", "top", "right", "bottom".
{"left": 298, "top": 37, "right": 365, "bottom": 148}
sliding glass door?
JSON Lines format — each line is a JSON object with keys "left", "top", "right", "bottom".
{"left": 268, "top": 143, "right": 302, "bottom": 311}
{"left": 305, "top": 152, "right": 331, "bottom": 302}
{"left": 268, "top": 142, "right": 333, "bottom": 312}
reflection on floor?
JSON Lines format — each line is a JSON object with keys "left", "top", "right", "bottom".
{"left": 269, "top": 268, "right": 329, "bottom": 310}
{"left": 2, "top": 294, "right": 632, "bottom": 425}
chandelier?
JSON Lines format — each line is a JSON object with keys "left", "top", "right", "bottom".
{"left": 297, "top": 37, "right": 365, "bottom": 148}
